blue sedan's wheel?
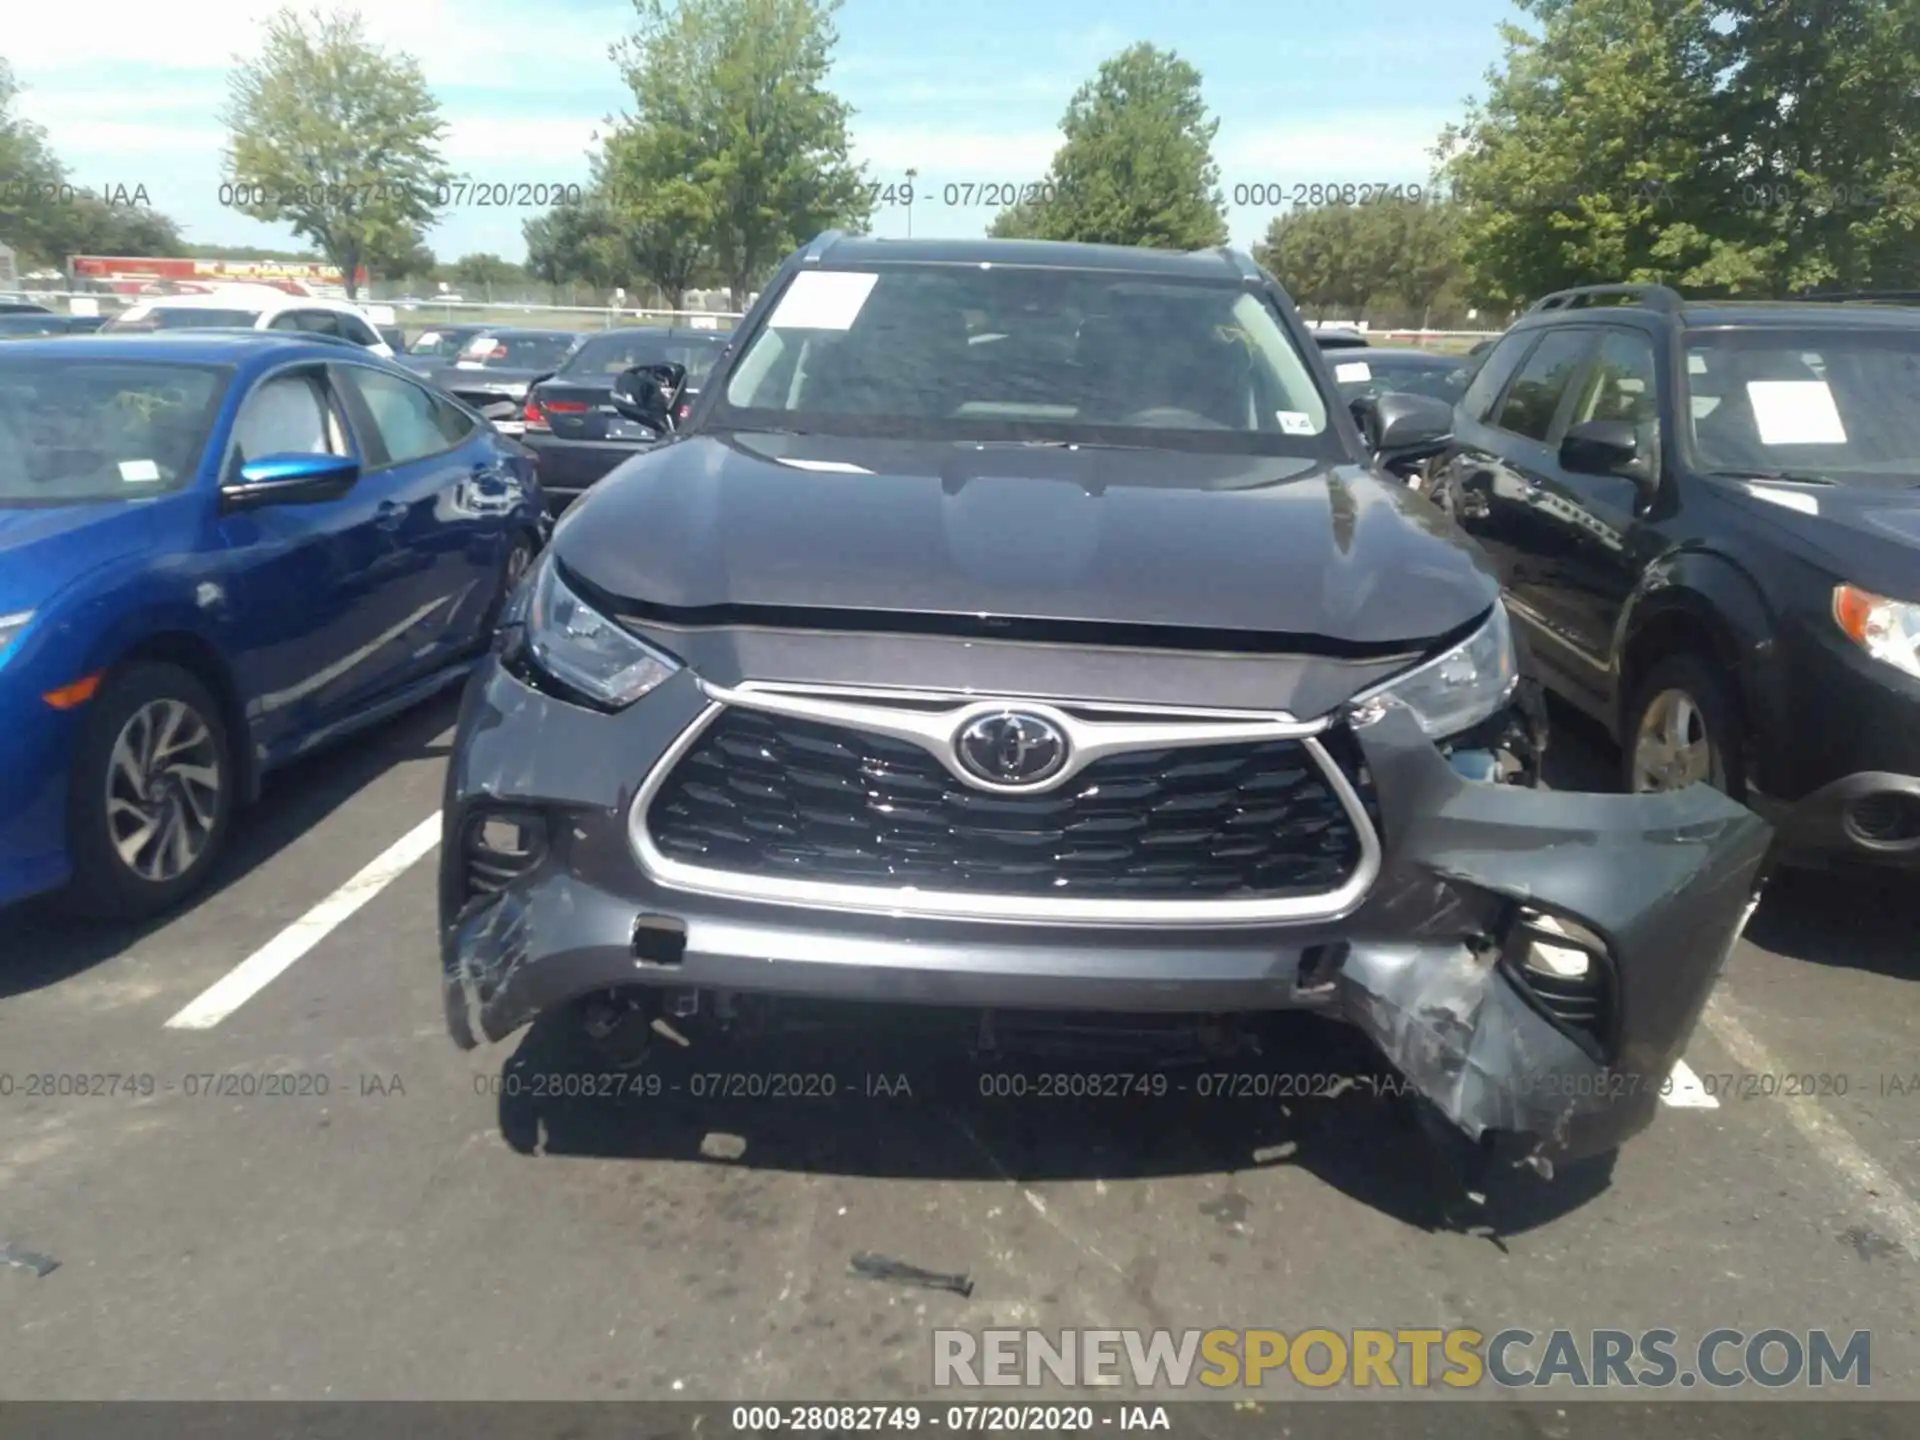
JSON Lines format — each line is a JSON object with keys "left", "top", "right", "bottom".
{"left": 65, "top": 663, "right": 234, "bottom": 921}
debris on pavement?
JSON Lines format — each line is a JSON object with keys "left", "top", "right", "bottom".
{"left": 0, "top": 1242, "right": 59, "bottom": 1277}
{"left": 850, "top": 1251, "right": 974, "bottom": 1297}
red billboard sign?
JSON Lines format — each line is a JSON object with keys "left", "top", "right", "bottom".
{"left": 69, "top": 255, "right": 371, "bottom": 295}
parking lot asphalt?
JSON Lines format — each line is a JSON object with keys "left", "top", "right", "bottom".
{"left": 0, "top": 691, "right": 1915, "bottom": 1415}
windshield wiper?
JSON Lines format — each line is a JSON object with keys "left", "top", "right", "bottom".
{"left": 1708, "top": 467, "right": 1838, "bottom": 485}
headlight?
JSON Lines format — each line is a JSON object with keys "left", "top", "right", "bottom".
{"left": 1363, "top": 601, "right": 1519, "bottom": 738}
{"left": 524, "top": 558, "right": 680, "bottom": 707}
{"left": 0, "top": 609, "right": 32, "bottom": 659}
{"left": 1833, "top": 584, "right": 1920, "bottom": 681}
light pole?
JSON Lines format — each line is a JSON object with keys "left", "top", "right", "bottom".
{"left": 905, "top": 167, "right": 918, "bottom": 238}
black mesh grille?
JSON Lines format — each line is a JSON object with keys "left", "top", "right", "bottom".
{"left": 644, "top": 708, "right": 1368, "bottom": 899}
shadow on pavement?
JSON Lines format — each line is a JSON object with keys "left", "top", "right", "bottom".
{"left": 494, "top": 1004, "right": 1615, "bottom": 1240}
{"left": 0, "top": 688, "right": 461, "bottom": 1001}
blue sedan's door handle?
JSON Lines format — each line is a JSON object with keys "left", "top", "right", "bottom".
{"left": 376, "top": 499, "right": 407, "bottom": 529}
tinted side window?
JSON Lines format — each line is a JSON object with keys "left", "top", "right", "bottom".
{"left": 334, "top": 314, "right": 379, "bottom": 347}
{"left": 1495, "top": 330, "right": 1594, "bottom": 442}
{"left": 339, "top": 366, "right": 456, "bottom": 464}
{"left": 266, "top": 312, "right": 304, "bottom": 332}
{"left": 431, "top": 393, "right": 477, "bottom": 444}
{"left": 295, "top": 310, "right": 344, "bottom": 338}
{"left": 1461, "top": 332, "right": 1536, "bottom": 423}
{"left": 227, "top": 369, "right": 348, "bottom": 478}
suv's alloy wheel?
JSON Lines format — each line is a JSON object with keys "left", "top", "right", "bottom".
{"left": 1623, "top": 653, "right": 1744, "bottom": 799}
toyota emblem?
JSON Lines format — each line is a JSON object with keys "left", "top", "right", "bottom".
{"left": 954, "top": 711, "right": 1069, "bottom": 787}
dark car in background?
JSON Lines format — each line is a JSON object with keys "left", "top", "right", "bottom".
{"left": 0, "top": 301, "right": 55, "bottom": 315}
{"left": 396, "top": 324, "right": 490, "bottom": 375}
{"left": 520, "top": 326, "right": 728, "bottom": 507}
{"left": 1331, "top": 348, "right": 1478, "bottom": 490}
{"left": 1313, "top": 328, "right": 1371, "bottom": 349}
{"left": 438, "top": 233, "right": 1771, "bottom": 1182}
{"left": 1422, "top": 283, "right": 1920, "bottom": 870}
{"left": 0, "top": 332, "right": 547, "bottom": 920}
{"left": 426, "top": 328, "right": 582, "bottom": 436}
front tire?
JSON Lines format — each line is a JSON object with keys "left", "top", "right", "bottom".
{"left": 63, "top": 662, "right": 234, "bottom": 921}
{"left": 1621, "top": 652, "right": 1745, "bottom": 800}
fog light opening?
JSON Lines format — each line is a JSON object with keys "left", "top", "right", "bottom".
{"left": 1502, "top": 907, "right": 1615, "bottom": 1057}
{"left": 1845, "top": 793, "right": 1920, "bottom": 846}
{"left": 630, "top": 913, "right": 688, "bottom": 967}
{"left": 1295, "top": 941, "right": 1348, "bottom": 996}
{"left": 462, "top": 808, "right": 548, "bottom": 899}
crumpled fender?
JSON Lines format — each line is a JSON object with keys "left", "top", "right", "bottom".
{"left": 1336, "top": 697, "right": 1774, "bottom": 1163}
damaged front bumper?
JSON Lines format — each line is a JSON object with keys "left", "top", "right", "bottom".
{"left": 439, "top": 660, "right": 1771, "bottom": 1165}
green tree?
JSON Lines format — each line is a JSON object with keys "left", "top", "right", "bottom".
{"left": 524, "top": 200, "right": 620, "bottom": 289}
{"left": 599, "top": 121, "right": 715, "bottom": 310}
{"left": 1435, "top": 0, "right": 1729, "bottom": 305}
{"left": 1705, "top": 0, "right": 1920, "bottom": 292}
{"left": 612, "top": 0, "right": 872, "bottom": 308}
{"left": 452, "top": 252, "right": 521, "bottom": 293}
{"left": 992, "top": 43, "right": 1226, "bottom": 250}
{"left": 1381, "top": 198, "right": 1464, "bottom": 325}
{"left": 221, "top": 7, "right": 450, "bottom": 298}
{"left": 986, "top": 196, "right": 1050, "bottom": 239}
{"left": 2, "top": 59, "right": 188, "bottom": 266}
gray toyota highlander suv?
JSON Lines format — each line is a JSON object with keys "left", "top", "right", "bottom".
{"left": 438, "top": 233, "right": 1771, "bottom": 1178}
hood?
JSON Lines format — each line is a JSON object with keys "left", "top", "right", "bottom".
{"left": 0, "top": 501, "right": 160, "bottom": 614}
{"left": 553, "top": 430, "right": 1498, "bottom": 651}
{"left": 1714, "top": 476, "right": 1920, "bottom": 600}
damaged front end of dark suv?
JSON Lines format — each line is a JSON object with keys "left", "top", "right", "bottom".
{"left": 436, "top": 235, "right": 1773, "bottom": 1178}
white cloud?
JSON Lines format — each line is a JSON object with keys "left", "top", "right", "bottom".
{"left": 851, "top": 126, "right": 1061, "bottom": 179}
{"left": 1216, "top": 114, "right": 1455, "bottom": 184}
{"left": 8, "top": 0, "right": 631, "bottom": 93}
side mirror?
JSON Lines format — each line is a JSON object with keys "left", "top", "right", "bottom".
{"left": 1365, "top": 391, "right": 1454, "bottom": 455}
{"left": 1561, "top": 419, "right": 1652, "bottom": 488}
{"left": 610, "top": 362, "right": 685, "bottom": 428}
{"left": 222, "top": 452, "right": 360, "bottom": 511}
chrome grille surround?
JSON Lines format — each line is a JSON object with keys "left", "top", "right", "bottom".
{"left": 628, "top": 680, "right": 1383, "bottom": 928}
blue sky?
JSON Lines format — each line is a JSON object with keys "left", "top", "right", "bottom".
{"left": 11, "top": 0, "right": 1517, "bottom": 264}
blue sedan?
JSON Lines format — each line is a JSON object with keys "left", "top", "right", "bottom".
{"left": 0, "top": 331, "right": 547, "bottom": 919}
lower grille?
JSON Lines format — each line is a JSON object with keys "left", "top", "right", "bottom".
{"left": 643, "top": 707, "right": 1368, "bottom": 902}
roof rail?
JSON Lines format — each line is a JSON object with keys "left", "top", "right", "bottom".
{"left": 1212, "top": 247, "right": 1265, "bottom": 283}
{"left": 1526, "top": 283, "right": 1684, "bottom": 315}
{"left": 1795, "top": 290, "right": 1920, "bottom": 305}
{"left": 801, "top": 230, "right": 845, "bottom": 265}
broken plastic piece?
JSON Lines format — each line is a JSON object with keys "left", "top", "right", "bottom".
{"left": 0, "top": 1242, "right": 59, "bottom": 1277}
{"left": 850, "top": 1251, "right": 974, "bottom": 1297}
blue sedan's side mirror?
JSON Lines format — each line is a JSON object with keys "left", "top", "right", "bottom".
{"left": 222, "top": 452, "right": 361, "bottom": 511}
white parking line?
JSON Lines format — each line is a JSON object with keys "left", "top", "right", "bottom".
{"left": 1702, "top": 997, "right": 1920, "bottom": 1261}
{"left": 164, "top": 812, "right": 443, "bottom": 1030}
{"left": 1661, "top": 1058, "right": 1720, "bottom": 1108}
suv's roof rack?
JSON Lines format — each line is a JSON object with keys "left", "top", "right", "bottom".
{"left": 1194, "top": 246, "right": 1265, "bottom": 283}
{"left": 1527, "top": 283, "right": 1683, "bottom": 315}
{"left": 801, "top": 230, "right": 846, "bottom": 265}
{"left": 1795, "top": 290, "right": 1920, "bottom": 305}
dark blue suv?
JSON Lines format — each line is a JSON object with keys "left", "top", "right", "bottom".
{"left": 0, "top": 331, "right": 547, "bottom": 918}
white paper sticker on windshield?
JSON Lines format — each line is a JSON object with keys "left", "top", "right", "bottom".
{"left": 416, "top": 331, "right": 441, "bottom": 346}
{"left": 1276, "top": 411, "right": 1317, "bottom": 435}
{"left": 464, "top": 334, "right": 498, "bottom": 353}
{"left": 768, "top": 271, "right": 879, "bottom": 330}
{"left": 119, "top": 459, "right": 161, "bottom": 483}
{"left": 1687, "top": 352, "right": 1708, "bottom": 375}
{"left": 1334, "top": 361, "right": 1372, "bottom": 383}
{"left": 1748, "top": 380, "right": 1846, "bottom": 444}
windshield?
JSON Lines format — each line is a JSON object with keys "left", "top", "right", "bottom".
{"left": 564, "top": 331, "right": 725, "bottom": 384}
{"left": 0, "top": 358, "right": 228, "bottom": 505}
{"left": 714, "top": 264, "right": 1331, "bottom": 450}
{"left": 103, "top": 306, "right": 264, "bottom": 332}
{"left": 1686, "top": 327, "right": 1920, "bottom": 482}
{"left": 1332, "top": 353, "right": 1471, "bottom": 405}
{"left": 457, "top": 332, "right": 578, "bottom": 369}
